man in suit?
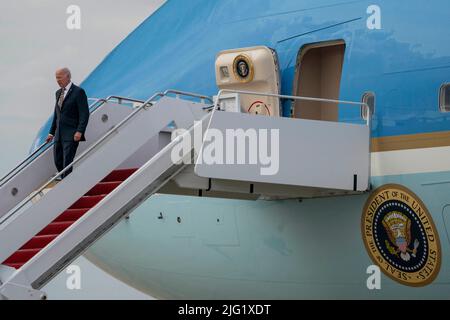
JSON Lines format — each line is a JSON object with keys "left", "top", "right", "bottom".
{"left": 45, "top": 68, "right": 89, "bottom": 179}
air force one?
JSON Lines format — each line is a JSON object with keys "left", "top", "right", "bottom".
{"left": 1, "top": 0, "right": 449, "bottom": 299}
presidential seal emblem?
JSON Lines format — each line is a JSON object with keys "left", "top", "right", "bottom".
{"left": 361, "top": 184, "right": 441, "bottom": 286}
{"left": 233, "top": 54, "right": 254, "bottom": 83}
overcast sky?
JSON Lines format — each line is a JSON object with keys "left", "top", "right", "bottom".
{"left": 0, "top": 0, "right": 165, "bottom": 300}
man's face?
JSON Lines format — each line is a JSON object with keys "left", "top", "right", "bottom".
{"left": 55, "top": 71, "right": 70, "bottom": 88}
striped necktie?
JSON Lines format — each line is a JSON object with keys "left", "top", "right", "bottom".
{"left": 58, "top": 87, "right": 66, "bottom": 109}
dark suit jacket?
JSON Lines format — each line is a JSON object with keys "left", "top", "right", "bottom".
{"left": 49, "top": 84, "right": 89, "bottom": 142}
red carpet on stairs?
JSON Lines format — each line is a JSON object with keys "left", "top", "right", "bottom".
{"left": 2, "top": 168, "right": 138, "bottom": 269}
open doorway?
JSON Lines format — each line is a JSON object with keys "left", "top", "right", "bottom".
{"left": 292, "top": 40, "right": 345, "bottom": 121}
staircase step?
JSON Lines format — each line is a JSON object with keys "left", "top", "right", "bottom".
{"left": 4, "top": 248, "right": 41, "bottom": 264}
{"left": 86, "top": 181, "right": 122, "bottom": 196}
{"left": 101, "top": 168, "right": 138, "bottom": 182}
{"left": 54, "top": 209, "right": 90, "bottom": 222}
{"left": 69, "top": 195, "right": 105, "bottom": 209}
{"left": 1, "top": 168, "right": 140, "bottom": 271}
{"left": 20, "top": 234, "right": 59, "bottom": 250}
{"left": 37, "top": 221, "right": 74, "bottom": 236}
{"left": 3, "top": 262, "right": 24, "bottom": 269}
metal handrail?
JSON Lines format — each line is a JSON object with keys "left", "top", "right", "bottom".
{"left": 0, "top": 98, "right": 104, "bottom": 188}
{"left": 213, "top": 89, "right": 372, "bottom": 126}
{"left": 0, "top": 91, "right": 168, "bottom": 225}
{"left": 0, "top": 89, "right": 214, "bottom": 224}
{"left": 163, "top": 90, "right": 214, "bottom": 104}
{"left": 0, "top": 142, "right": 50, "bottom": 186}
{"left": 106, "top": 96, "right": 145, "bottom": 105}
{"left": 0, "top": 95, "right": 146, "bottom": 188}
{"left": 210, "top": 89, "right": 374, "bottom": 193}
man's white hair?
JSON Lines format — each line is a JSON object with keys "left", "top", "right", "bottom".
{"left": 57, "top": 67, "right": 71, "bottom": 78}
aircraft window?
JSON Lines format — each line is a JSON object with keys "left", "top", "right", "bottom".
{"left": 361, "top": 92, "right": 375, "bottom": 120}
{"left": 439, "top": 83, "right": 450, "bottom": 112}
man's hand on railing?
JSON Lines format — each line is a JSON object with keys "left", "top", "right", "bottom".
{"left": 45, "top": 134, "right": 54, "bottom": 143}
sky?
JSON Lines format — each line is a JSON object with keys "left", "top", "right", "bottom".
{"left": 0, "top": 0, "right": 166, "bottom": 299}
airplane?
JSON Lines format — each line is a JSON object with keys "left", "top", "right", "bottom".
{"left": 1, "top": 0, "right": 449, "bottom": 299}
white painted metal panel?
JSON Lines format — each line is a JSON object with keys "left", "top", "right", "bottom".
{"left": 194, "top": 111, "right": 370, "bottom": 191}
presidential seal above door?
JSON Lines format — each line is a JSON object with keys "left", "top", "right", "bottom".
{"left": 233, "top": 54, "right": 254, "bottom": 82}
{"left": 361, "top": 184, "right": 441, "bottom": 287}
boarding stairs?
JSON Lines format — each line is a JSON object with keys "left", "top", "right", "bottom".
{"left": 0, "top": 90, "right": 212, "bottom": 299}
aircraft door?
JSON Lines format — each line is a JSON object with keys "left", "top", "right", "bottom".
{"left": 215, "top": 46, "right": 281, "bottom": 117}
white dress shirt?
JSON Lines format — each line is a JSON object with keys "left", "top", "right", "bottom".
{"left": 49, "top": 82, "right": 73, "bottom": 137}
{"left": 62, "top": 81, "right": 72, "bottom": 100}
